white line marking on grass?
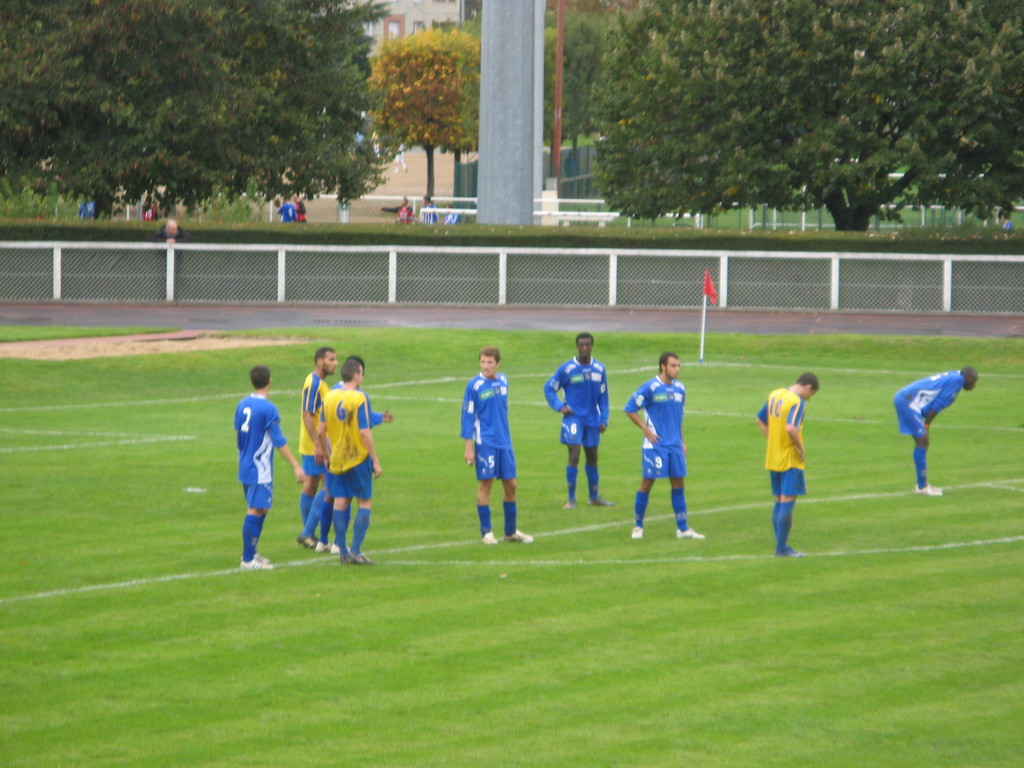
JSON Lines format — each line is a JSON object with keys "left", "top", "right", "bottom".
{"left": 2, "top": 480, "right": 1021, "bottom": 607}
{"left": 0, "top": 435, "right": 196, "bottom": 453}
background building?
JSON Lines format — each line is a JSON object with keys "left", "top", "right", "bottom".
{"left": 365, "top": 0, "right": 464, "bottom": 45}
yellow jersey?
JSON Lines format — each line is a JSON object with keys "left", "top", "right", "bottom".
{"left": 760, "top": 387, "right": 807, "bottom": 472}
{"left": 298, "top": 371, "right": 330, "bottom": 456}
{"left": 322, "top": 386, "right": 372, "bottom": 474}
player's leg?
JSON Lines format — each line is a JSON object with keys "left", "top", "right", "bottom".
{"left": 775, "top": 469, "right": 806, "bottom": 556}
{"left": 562, "top": 417, "right": 582, "bottom": 509}
{"left": 632, "top": 474, "right": 656, "bottom": 538}
{"left": 241, "top": 484, "right": 274, "bottom": 569}
{"left": 583, "top": 439, "right": 613, "bottom": 506}
{"left": 911, "top": 434, "right": 941, "bottom": 494}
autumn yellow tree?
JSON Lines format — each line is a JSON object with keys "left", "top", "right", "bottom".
{"left": 369, "top": 28, "right": 480, "bottom": 198}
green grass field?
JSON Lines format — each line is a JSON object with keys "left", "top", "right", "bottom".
{"left": 2, "top": 327, "right": 1022, "bottom": 767}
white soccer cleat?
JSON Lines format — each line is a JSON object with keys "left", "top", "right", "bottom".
{"left": 240, "top": 557, "right": 274, "bottom": 570}
{"left": 677, "top": 528, "right": 705, "bottom": 540}
{"left": 915, "top": 484, "right": 943, "bottom": 496}
{"left": 631, "top": 526, "right": 644, "bottom": 539}
{"left": 504, "top": 530, "right": 534, "bottom": 544}
{"left": 330, "top": 543, "right": 342, "bottom": 555}
{"left": 481, "top": 532, "right": 499, "bottom": 545}
{"left": 315, "top": 541, "right": 332, "bottom": 553}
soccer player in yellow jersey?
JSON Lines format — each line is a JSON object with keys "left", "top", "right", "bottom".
{"left": 317, "top": 358, "right": 383, "bottom": 565}
{"left": 756, "top": 373, "right": 820, "bottom": 558}
{"left": 296, "top": 347, "right": 337, "bottom": 550}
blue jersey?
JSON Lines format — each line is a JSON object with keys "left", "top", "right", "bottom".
{"left": 461, "top": 373, "right": 513, "bottom": 449}
{"left": 235, "top": 394, "right": 288, "bottom": 485}
{"left": 624, "top": 376, "right": 686, "bottom": 448}
{"left": 543, "top": 357, "right": 610, "bottom": 427}
{"left": 895, "top": 371, "right": 967, "bottom": 418}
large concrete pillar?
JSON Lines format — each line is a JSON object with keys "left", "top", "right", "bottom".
{"left": 478, "top": 2, "right": 539, "bottom": 225}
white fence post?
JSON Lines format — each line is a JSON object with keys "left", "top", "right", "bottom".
{"left": 608, "top": 252, "right": 618, "bottom": 306}
{"left": 718, "top": 255, "right": 728, "bottom": 308}
{"left": 53, "top": 246, "right": 62, "bottom": 300}
{"left": 831, "top": 257, "right": 841, "bottom": 310}
{"left": 498, "top": 251, "right": 508, "bottom": 305}
{"left": 388, "top": 249, "right": 398, "bottom": 303}
{"left": 943, "top": 259, "right": 953, "bottom": 312}
{"left": 277, "top": 248, "right": 287, "bottom": 303}
{"left": 165, "top": 247, "right": 175, "bottom": 302}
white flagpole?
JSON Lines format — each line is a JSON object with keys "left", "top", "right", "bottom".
{"left": 699, "top": 293, "right": 708, "bottom": 363}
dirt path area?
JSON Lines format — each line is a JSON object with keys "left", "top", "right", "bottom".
{"left": 0, "top": 330, "right": 299, "bottom": 361}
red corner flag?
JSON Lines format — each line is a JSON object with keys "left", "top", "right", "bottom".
{"left": 703, "top": 269, "right": 718, "bottom": 305}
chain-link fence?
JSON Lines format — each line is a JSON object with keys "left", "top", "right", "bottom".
{"left": 2, "top": 243, "right": 1022, "bottom": 314}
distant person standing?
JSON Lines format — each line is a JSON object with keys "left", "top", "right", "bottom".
{"left": 277, "top": 197, "right": 297, "bottom": 223}
{"left": 624, "top": 352, "right": 704, "bottom": 541}
{"left": 318, "top": 358, "right": 384, "bottom": 565}
{"left": 756, "top": 373, "right": 820, "bottom": 557}
{"left": 142, "top": 202, "right": 158, "bottom": 221}
{"left": 294, "top": 195, "right": 307, "bottom": 223}
{"left": 543, "top": 332, "right": 613, "bottom": 509}
{"left": 151, "top": 218, "right": 189, "bottom": 244}
{"left": 461, "top": 346, "right": 533, "bottom": 545}
{"left": 893, "top": 368, "right": 978, "bottom": 496}
{"left": 392, "top": 143, "right": 407, "bottom": 173}
{"left": 235, "top": 365, "right": 305, "bottom": 570}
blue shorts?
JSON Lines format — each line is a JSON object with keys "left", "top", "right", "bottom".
{"left": 560, "top": 416, "right": 602, "bottom": 448}
{"left": 641, "top": 445, "right": 687, "bottom": 479}
{"left": 242, "top": 482, "right": 273, "bottom": 510}
{"left": 894, "top": 397, "right": 927, "bottom": 438}
{"left": 474, "top": 444, "right": 517, "bottom": 481}
{"left": 326, "top": 457, "right": 374, "bottom": 501}
{"left": 770, "top": 468, "right": 806, "bottom": 497}
{"left": 301, "top": 454, "right": 326, "bottom": 476}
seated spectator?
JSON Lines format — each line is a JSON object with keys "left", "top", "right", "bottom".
{"left": 397, "top": 197, "right": 414, "bottom": 224}
{"left": 443, "top": 212, "right": 461, "bottom": 225}
{"left": 421, "top": 195, "right": 438, "bottom": 224}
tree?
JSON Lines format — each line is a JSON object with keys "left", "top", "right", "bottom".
{"left": 0, "top": 0, "right": 385, "bottom": 216}
{"left": 596, "top": 0, "right": 1024, "bottom": 230}
{"left": 369, "top": 27, "right": 480, "bottom": 198}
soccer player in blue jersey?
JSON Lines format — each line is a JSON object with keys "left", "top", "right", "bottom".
{"left": 296, "top": 346, "right": 338, "bottom": 551}
{"left": 235, "top": 365, "right": 305, "bottom": 570}
{"left": 894, "top": 367, "right": 978, "bottom": 496}
{"left": 623, "top": 352, "right": 704, "bottom": 541}
{"left": 543, "top": 332, "right": 614, "bottom": 509}
{"left": 756, "top": 373, "right": 820, "bottom": 557}
{"left": 318, "top": 358, "right": 384, "bottom": 565}
{"left": 461, "top": 346, "right": 533, "bottom": 545}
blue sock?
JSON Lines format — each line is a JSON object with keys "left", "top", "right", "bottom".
{"left": 350, "top": 508, "right": 371, "bottom": 555}
{"left": 477, "top": 505, "right": 492, "bottom": 536}
{"left": 634, "top": 491, "right": 650, "bottom": 528}
{"left": 913, "top": 447, "right": 928, "bottom": 488}
{"left": 242, "top": 514, "right": 261, "bottom": 562}
{"left": 771, "top": 500, "right": 782, "bottom": 539}
{"left": 301, "top": 494, "right": 325, "bottom": 538}
{"left": 585, "top": 464, "right": 600, "bottom": 499}
{"left": 503, "top": 500, "right": 517, "bottom": 536}
{"left": 671, "top": 487, "right": 688, "bottom": 531}
{"left": 299, "top": 492, "right": 314, "bottom": 525}
{"left": 335, "top": 505, "right": 351, "bottom": 554}
{"left": 319, "top": 504, "right": 333, "bottom": 545}
{"left": 566, "top": 466, "right": 578, "bottom": 501}
{"left": 776, "top": 501, "right": 796, "bottom": 552}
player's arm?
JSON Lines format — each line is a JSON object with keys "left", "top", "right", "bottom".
{"left": 756, "top": 403, "right": 770, "bottom": 438}
{"left": 460, "top": 385, "right": 477, "bottom": 464}
{"left": 598, "top": 376, "right": 610, "bottom": 432}
{"left": 543, "top": 371, "right": 569, "bottom": 414}
{"left": 785, "top": 423, "right": 805, "bottom": 461}
{"left": 315, "top": 413, "right": 331, "bottom": 461}
{"left": 625, "top": 410, "right": 659, "bottom": 444}
{"left": 277, "top": 443, "right": 306, "bottom": 483}
{"left": 302, "top": 409, "right": 325, "bottom": 464}
{"left": 358, "top": 401, "right": 382, "bottom": 477}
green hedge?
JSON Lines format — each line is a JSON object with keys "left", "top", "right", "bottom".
{"left": 1, "top": 218, "right": 1021, "bottom": 254}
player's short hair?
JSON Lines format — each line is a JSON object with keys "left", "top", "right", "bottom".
{"left": 961, "top": 366, "right": 978, "bottom": 384}
{"left": 796, "top": 372, "right": 820, "bottom": 391}
{"left": 658, "top": 351, "right": 679, "bottom": 370}
{"left": 480, "top": 345, "right": 501, "bottom": 362}
{"left": 340, "top": 358, "right": 362, "bottom": 382}
{"left": 345, "top": 355, "right": 366, "bottom": 372}
{"left": 250, "top": 365, "right": 271, "bottom": 389}
{"left": 576, "top": 332, "right": 594, "bottom": 345}
{"left": 314, "top": 346, "right": 334, "bottom": 363}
